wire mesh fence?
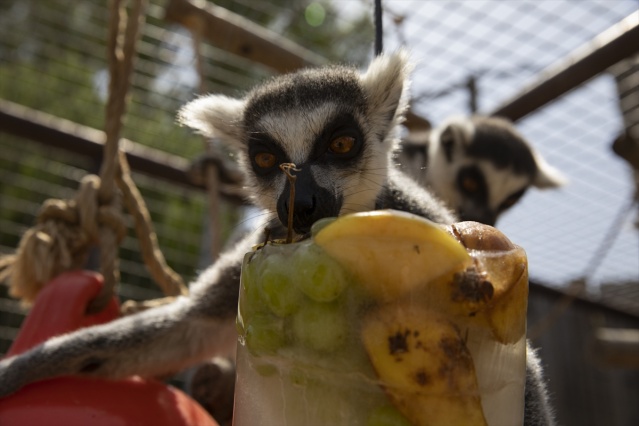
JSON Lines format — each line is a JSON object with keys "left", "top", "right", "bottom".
{"left": 0, "top": 0, "right": 638, "bottom": 423}
{"left": 0, "top": 131, "right": 228, "bottom": 354}
{"left": 378, "top": 1, "right": 638, "bottom": 298}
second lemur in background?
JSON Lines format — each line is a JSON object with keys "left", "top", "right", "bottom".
{"left": 398, "top": 116, "right": 566, "bottom": 226}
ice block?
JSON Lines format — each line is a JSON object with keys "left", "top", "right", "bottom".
{"left": 233, "top": 210, "right": 528, "bottom": 426}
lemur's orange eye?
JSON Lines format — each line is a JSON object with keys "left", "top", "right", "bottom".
{"left": 462, "top": 177, "right": 478, "bottom": 192}
{"left": 255, "top": 152, "right": 276, "bottom": 168}
{"left": 329, "top": 136, "right": 355, "bottom": 154}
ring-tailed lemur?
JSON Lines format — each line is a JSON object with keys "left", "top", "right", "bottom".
{"left": 398, "top": 116, "right": 566, "bottom": 226}
{"left": 0, "top": 51, "right": 554, "bottom": 426}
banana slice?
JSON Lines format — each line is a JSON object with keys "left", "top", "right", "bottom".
{"left": 361, "top": 302, "right": 487, "bottom": 426}
{"left": 314, "top": 210, "right": 471, "bottom": 302}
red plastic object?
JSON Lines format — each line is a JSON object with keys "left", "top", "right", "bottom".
{"left": 0, "top": 270, "right": 218, "bottom": 426}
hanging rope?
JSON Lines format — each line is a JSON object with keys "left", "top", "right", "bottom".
{"left": 0, "top": 0, "right": 188, "bottom": 314}
{"left": 88, "top": 0, "right": 189, "bottom": 313}
{"left": 86, "top": 0, "right": 147, "bottom": 313}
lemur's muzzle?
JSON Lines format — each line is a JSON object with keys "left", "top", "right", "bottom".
{"left": 277, "top": 166, "right": 342, "bottom": 234}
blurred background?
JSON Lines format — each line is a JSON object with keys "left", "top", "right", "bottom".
{"left": 0, "top": 1, "right": 637, "bottom": 425}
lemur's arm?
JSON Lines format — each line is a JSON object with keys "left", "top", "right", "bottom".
{"left": 0, "top": 232, "right": 256, "bottom": 397}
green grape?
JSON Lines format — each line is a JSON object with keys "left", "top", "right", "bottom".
{"left": 293, "top": 242, "right": 349, "bottom": 302}
{"left": 292, "top": 300, "right": 349, "bottom": 352}
{"left": 245, "top": 313, "right": 285, "bottom": 355}
{"left": 367, "top": 405, "right": 412, "bottom": 426}
{"left": 259, "top": 253, "right": 303, "bottom": 317}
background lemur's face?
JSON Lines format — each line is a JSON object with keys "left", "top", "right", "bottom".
{"left": 179, "top": 53, "right": 411, "bottom": 234}
{"left": 421, "top": 116, "right": 565, "bottom": 226}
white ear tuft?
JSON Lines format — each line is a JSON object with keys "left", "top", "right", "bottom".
{"left": 532, "top": 149, "right": 568, "bottom": 188}
{"left": 177, "top": 94, "right": 246, "bottom": 148}
{"left": 360, "top": 50, "right": 413, "bottom": 143}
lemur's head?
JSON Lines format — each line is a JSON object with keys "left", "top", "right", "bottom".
{"left": 179, "top": 52, "right": 411, "bottom": 234}
{"left": 423, "top": 116, "right": 566, "bottom": 226}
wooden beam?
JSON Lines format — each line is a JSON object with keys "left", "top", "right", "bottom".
{"left": 164, "top": 0, "right": 326, "bottom": 74}
{"left": 0, "top": 100, "right": 246, "bottom": 203}
{"left": 164, "top": 0, "right": 431, "bottom": 130}
{"left": 490, "top": 12, "right": 639, "bottom": 121}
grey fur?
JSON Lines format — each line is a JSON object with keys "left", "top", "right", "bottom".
{"left": 0, "top": 52, "right": 554, "bottom": 426}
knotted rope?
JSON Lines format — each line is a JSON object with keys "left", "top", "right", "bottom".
{"left": 0, "top": 175, "right": 126, "bottom": 304}
{"left": 0, "top": 0, "right": 188, "bottom": 314}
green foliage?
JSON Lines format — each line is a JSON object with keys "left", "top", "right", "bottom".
{"left": 213, "top": 0, "right": 374, "bottom": 64}
{"left": 284, "top": 0, "right": 374, "bottom": 65}
{"left": 0, "top": 52, "right": 104, "bottom": 129}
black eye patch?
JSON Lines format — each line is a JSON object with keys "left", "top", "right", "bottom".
{"left": 248, "top": 133, "right": 289, "bottom": 177}
{"left": 310, "top": 112, "right": 364, "bottom": 165}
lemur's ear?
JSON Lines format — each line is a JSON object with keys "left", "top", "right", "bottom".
{"left": 532, "top": 149, "right": 568, "bottom": 188}
{"left": 433, "top": 117, "right": 475, "bottom": 162}
{"left": 359, "top": 50, "right": 412, "bottom": 144}
{"left": 177, "top": 94, "right": 246, "bottom": 149}
{"left": 442, "top": 117, "right": 475, "bottom": 146}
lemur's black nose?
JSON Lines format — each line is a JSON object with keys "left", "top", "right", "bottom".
{"left": 290, "top": 195, "right": 317, "bottom": 228}
{"left": 283, "top": 188, "right": 318, "bottom": 234}
{"left": 276, "top": 166, "right": 341, "bottom": 234}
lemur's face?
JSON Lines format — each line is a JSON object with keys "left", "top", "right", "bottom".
{"left": 424, "top": 117, "right": 565, "bottom": 226}
{"left": 179, "top": 52, "right": 411, "bottom": 234}
{"left": 245, "top": 105, "right": 385, "bottom": 234}
{"left": 240, "top": 70, "right": 391, "bottom": 234}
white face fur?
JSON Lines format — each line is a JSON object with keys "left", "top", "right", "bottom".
{"left": 250, "top": 104, "right": 389, "bottom": 218}
{"left": 178, "top": 51, "right": 411, "bottom": 234}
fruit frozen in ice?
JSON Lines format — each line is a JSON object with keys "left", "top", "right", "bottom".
{"left": 292, "top": 300, "right": 349, "bottom": 352}
{"left": 361, "top": 301, "right": 487, "bottom": 426}
{"left": 292, "top": 241, "right": 349, "bottom": 303}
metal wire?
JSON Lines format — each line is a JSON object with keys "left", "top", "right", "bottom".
{"left": 374, "top": 0, "right": 383, "bottom": 56}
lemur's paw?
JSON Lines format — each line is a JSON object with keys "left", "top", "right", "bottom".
{"left": 188, "top": 358, "right": 236, "bottom": 425}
